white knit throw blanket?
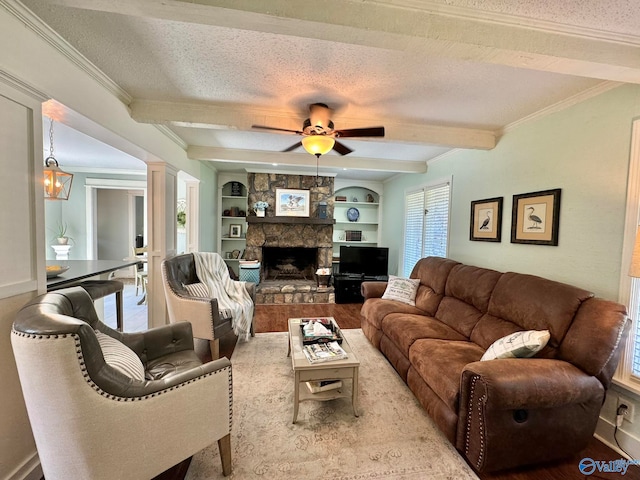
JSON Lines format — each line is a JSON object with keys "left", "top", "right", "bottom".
{"left": 193, "top": 252, "right": 254, "bottom": 340}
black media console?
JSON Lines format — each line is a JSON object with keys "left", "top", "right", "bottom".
{"left": 333, "top": 274, "right": 389, "bottom": 304}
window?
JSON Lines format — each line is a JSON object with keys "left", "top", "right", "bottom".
{"left": 616, "top": 119, "right": 640, "bottom": 393}
{"left": 402, "top": 180, "right": 451, "bottom": 277}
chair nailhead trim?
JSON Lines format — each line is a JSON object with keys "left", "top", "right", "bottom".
{"left": 12, "top": 328, "right": 234, "bottom": 420}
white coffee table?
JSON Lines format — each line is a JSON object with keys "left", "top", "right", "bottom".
{"left": 287, "top": 317, "right": 360, "bottom": 423}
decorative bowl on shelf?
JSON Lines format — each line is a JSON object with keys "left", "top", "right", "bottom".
{"left": 46, "top": 265, "right": 70, "bottom": 278}
{"left": 346, "top": 207, "right": 360, "bottom": 222}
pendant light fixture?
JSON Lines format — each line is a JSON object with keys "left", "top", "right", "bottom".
{"left": 43, "top": 118, "right": 73, "bottom": 200}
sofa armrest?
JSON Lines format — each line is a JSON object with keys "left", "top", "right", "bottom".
{"left": 458, "top": 358, "right": 605, "bottom": 472}
{"left": 123, "top": 321, "right": 195, "bottom": 363}
{"left": 361, "top": 281, "right": 387, "bottom": 299}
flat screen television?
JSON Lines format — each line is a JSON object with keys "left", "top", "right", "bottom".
{"left": 339, "top": 246, "right": 389, "bottom": 277}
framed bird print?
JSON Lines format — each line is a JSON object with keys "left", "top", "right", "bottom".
{"left": 470, "top": 197, "right": 503, "bottom": 242}
{"left": 511, "top": 189, "right": 561, "bottom": 246}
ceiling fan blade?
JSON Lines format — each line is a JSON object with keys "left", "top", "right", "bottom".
{"left": 282, "top": 141, "right": 303, "bottom": 152}
{"left": 252, "top": 125, "right": 303, "bottom": 135}
{"left": 332, "top": 140, "right": 353, "bottom": 156}
{"left": 335, "top": 126, "right": 385, "bottom": 138}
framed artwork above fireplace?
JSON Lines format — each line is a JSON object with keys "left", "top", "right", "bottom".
{"left": 275, "top": 189, "right": 310, "bottom": 217}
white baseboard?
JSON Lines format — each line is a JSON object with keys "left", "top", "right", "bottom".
{"left": 5, "top": 451, "right": 42, "bottom": 480}
{"left": 595, "top": 416, "right": 640, "bottom": 460}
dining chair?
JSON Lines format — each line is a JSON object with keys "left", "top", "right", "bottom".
{"left": 132, "top": 246, "right": 148, "bottom": 298}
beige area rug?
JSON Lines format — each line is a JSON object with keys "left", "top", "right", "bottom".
{"left": 186, "top": 329, "right": 479, "bottom": 480}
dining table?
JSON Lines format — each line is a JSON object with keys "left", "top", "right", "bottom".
{"left": 46, "top": 259, "right": 142, "bottom": 291}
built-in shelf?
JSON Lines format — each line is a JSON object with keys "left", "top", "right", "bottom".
{"left": 335, "top": 221, "right": 377, "bottom": 225}
{"left": 334, "top": 241, "right": 377, "bottom": 244}
{"left": 335, "top": 201, "right": 379, "bottom": 206}
{"left": 247, "top": 216, "right": 335, "bottom": 225}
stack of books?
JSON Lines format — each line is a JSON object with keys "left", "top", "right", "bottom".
{"left": 302, "top": 341, "right": 348, "bottom": 364}
{"left": 306, "top": 380, "right": 342, "bottom": 393}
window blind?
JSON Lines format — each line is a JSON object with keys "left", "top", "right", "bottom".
{"left": 631, "top": 281, "right": 640, "bottom": 379}
{"left": 403, "top": 182, "right": 450, "bottom": 277}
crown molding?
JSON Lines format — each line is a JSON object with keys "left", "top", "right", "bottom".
{"left": 390, "top": 0, "right": 640, "bottom": 46}
{"left": 1, "top": 0, "right": 132, "bottom": 104}
{"left": 0, "top": 69, "right": 48, "bottom": 101}
{"left": 500, "top": 81, "right": 623, "bottom": 134}
{"left": 153, "top": 124, "right": 188, "bottom": 150}
{"left": 68, "top": 166, "right": 147, "bottom": 176}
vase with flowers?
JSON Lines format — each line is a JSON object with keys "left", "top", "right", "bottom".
{"left": 253, "top": 201, "right": 269, "bottom": 217}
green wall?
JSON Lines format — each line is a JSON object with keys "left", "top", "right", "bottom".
{"left": 44, "top": 171, "right": 145, "bottom": 260}
{"left": 382, "top": 83, "right": 640, "bottom": 301}
{"left": 198, "top": 163, "right": 218, "bottom": 253}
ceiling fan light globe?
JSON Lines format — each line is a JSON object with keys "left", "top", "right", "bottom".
{"left": 301, "top": 135, "right": 335, "bottom": 157}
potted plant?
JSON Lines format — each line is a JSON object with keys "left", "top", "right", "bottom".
{"left": 253, "top": 201, "right": 269, "bottom": 217}
{"left": 52, "top": 222, "right": 73, "bottom": 245}
{"left": 177, "top": 211, "right": 186, "bottom": 228}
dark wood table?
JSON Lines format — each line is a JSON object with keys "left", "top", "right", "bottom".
{"left": 46, "top": 259, "right": 141, "bottom": 291}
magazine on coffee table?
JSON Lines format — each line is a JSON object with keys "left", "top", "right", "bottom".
{"left": 302, "top": 341, "right": 348, "bottom": 363}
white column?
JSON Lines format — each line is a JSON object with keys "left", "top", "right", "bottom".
{"left": 147, "top": 162, "right": 177, "bottom": 328}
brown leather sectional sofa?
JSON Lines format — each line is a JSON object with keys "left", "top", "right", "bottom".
{"left": 360, "top": 256, "right": 629, "bottom": 472}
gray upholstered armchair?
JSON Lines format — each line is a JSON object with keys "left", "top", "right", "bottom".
{"left": 162, "top": 253, "right": 255, "bottom": 359}
{"left": 11, "top": 287, "right": 232, "bottom": 480}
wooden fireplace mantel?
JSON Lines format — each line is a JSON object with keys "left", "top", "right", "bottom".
{"left": 247, "top": 216, "right": 335, "bottom": 225}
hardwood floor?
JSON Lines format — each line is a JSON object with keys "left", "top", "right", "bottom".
{"left": 105, "top": 292, "right": 637, "bottom": 480}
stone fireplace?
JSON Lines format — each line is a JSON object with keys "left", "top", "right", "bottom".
{"left": 244, "top": 173, "right": 335, "bottom": 304}
{"left": 262, "top": 247, "right": 317, "bottom": 280}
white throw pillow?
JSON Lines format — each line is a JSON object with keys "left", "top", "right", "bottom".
{"left": 481, "top": 330, "right": 551, "bottom": 361}
{"left": 184, "top": 282, "right": 209, "bottom": 297}
{"left": 95, "top": 330, "right": 145, "bottom": 380}
{"left": 381, "top": 275, "right": 420, "bottom": 306}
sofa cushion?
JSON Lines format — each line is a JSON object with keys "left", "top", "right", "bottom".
{"left": 480, "top": 330, "right": 551, "bottom": 361}
{"left": 470, "top": 314, "right": 534, "bottom": 351}
{"left": 445, "top": 264, "right": 502, "bottom": 313}
{"left": 382, "top": 275, "right": 420, "bottom": 305}
{"left": 435, "top": 297, "right": 485, "bottom": 339}
{"left": 483, "top": 272, "right": 593, "bottom": 349}
{"left": 360, "top": 298, "right": 426, "bottom": 330}
{"left": 409, "top": 339, "right": 485, "bottom": 412}
{"left": 381, "top": 313, "right": 467, "bottom": 356}
{"left": 410, "top": 257, "right": 460, "bottom": 315}
{"left": 95, "top": 331, "right": 145, "bottom": 381}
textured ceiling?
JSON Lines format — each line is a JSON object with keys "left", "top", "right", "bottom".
{"left": 22, "top": 0, "right": 640, "bottom": 181}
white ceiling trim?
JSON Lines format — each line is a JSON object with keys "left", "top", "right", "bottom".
{"left": 45, "top": 0, "right": 640, "bottom": 83}
{"left": 67, "top": 166, "right": 146, "bottom": 176}
{"left": 247, "top": 167, "right": 337, "bottom": 177}
{"left": 188, "top": 145, "right": 427, "bottom": 174}
{"left": 0, "top": 68, "right": 48, "bottom": 101}
{"left": 499, "top": 80, "right": 623, "bottom": 135}
{"left": 152, "top": 124, "right": 187, "bottom": 150}
{"left": 391, "top": 0, "right": 640, "bottom": 46}
{"left": 3, "top": 0, "right": 132, "bottom": 104}
{"left": 131, "top": 99, "right": 496, "bottom": 150}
